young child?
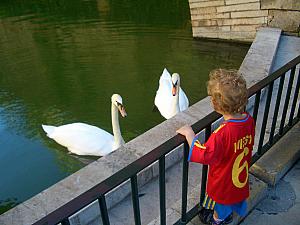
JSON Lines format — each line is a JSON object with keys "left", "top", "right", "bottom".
{"left": 177, "top": 69, "right": 255, "bottom": 225}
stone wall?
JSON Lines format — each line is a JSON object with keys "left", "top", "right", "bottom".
{"left": 189, "top": 0, "right": 300, "bottom": 42}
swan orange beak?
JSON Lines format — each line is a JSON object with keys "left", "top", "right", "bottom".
{"left": 172, "top": 85, "right": 177, "bottom": 96}
{"left": 118, "top": 105, "right": 127, "bottom": 117}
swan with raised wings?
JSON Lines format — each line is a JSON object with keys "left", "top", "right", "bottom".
{"left": 154, "top": 68, "right": 189, "bottom": 119}
{"left": 42, "top": 94, "right": 127, "bottom": 156}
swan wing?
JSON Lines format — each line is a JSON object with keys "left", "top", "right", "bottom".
{"left": 179, "top": 87, "right": 189, "bottom": 111}
{"left": 154, "top": 68, "right": 174, "bottom": 119}
{"left": 42, "top": 123, "right": 114, "bottom": 156}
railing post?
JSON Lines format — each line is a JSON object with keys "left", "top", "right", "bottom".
{"left": 257, "top": 82, "right": 274, "bottom": 154}
{"left": 252, "top": 90, "right": 261, "bottom": 123}
{"left": 98, "top": 195, "right": 110, "bottom": 225}
{"left": 131, "top": 175, "right": 141, "bottom": 225}
{"left": 180, "top": 142, "right": 190, "bottom": 224}
{"left": 269, "top": 75, "right": 285, "bottom": 145}
{"left": 288, "top": 68, "right": 300, "bottom": 126}
{"left": 279, "top": 67, "right": 296, "bottom": 135}
{"left": 61, "top": 218, "right": 70, "bottom": 225}
{"left": 159, "top": 157, "right": 166, "bottom": 225}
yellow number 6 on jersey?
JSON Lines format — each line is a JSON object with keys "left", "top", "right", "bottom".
{"left": 232, "top": 147, "right": 249, "bottom": 188}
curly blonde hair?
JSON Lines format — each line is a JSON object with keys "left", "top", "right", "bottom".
{"left": 207, "top": 69, "right": 248, "bottom": 114}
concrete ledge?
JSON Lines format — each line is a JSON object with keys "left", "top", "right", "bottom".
{"left": 250, "top": 122, "right": 300, "bottom": 186}
{"left": 239, "top": 27, "right": 281, "bottom": 87}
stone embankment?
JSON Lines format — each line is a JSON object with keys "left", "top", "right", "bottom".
{"left": 189, "top": 0, "right": 300, "bottom": 41}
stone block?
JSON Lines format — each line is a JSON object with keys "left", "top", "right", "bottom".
{"left": 217, "top": 17, "right": 266, "bottom": 26}
{"left": 239, "top": 27, "right": 282, "bottom": 87}
{"left": 250, "top": 122, "right": 300, "bottom": 186}
{"left": 231, "top": 25, "right": 261, "bottom": 32}
{"left": 189, "top": 0, "right": 214, "bottom": 3}
{"left": 193, "top": 31, "right": 220, "bottom": 39}
{"left": 191, "top": 6, "right": 217, "bottom": 15}
{"left": 192, "top": 26, "right": 231, "bottom": 33}
{"left": 261, "top": 0, "right": 300, "bottom": 11}
{"left": 268, "top": 10, "right": 300, "bottom": 33}
{"left": 217, "top": 2, "right": 260, "bottom": 13}
{"left": 231, "top": 10, "right": 269, "bottom": 18}
{"left": 212, "top": 30, "right": 256, "bottom": 40}
{"left": 192, "top": 20, "right": 218, "bottom": 27}
{"left": 190, "top": 0, "right": 224, "bottom": 9}
{"left": 226, "top": 0, "right": 259, "bottom": 5}
{"left": 191, "top": 12, "right": 230, "bottom": 20}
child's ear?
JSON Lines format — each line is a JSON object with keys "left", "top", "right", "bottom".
{"left": 211, "top": 98, "right": 221, "bottom": 113}
{"left": 211, "top": 98, "right": 217, "bottom": 107}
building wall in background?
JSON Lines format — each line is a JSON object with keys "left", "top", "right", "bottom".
{"left": 189, "top": 0, "right": 300, "bottom": 42}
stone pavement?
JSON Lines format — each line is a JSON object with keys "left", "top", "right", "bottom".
{"left": 241, "top": 159, "right": 300, "bottom": 225}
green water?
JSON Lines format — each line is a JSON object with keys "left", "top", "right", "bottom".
{"left": 0, "top": 0, "right": 249, "bottom": 213}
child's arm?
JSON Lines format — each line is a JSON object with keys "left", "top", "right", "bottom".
{"left": 176, "top": 125, "right": 195, "bottom": 147}
{"left": 177, "top": 125, "right": 217, "bottom": 165}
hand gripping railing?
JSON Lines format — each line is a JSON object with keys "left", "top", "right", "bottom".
{"left": 34, "top": 55, "right": 300, "bottom": 225}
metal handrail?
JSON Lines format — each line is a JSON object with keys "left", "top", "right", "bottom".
{"left": 34, "top": 54, "right": 300, "bottom": 225}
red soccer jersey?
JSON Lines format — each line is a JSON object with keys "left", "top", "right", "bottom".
{"left": 188, "top": 113, "right": 255, "bottom": 205}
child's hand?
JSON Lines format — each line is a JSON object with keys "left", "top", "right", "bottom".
{"left": 176, "top": 125, "right": 194, "bottom": 137}
{"left": 176, "top": 125, "right": 195, "bottom": 147}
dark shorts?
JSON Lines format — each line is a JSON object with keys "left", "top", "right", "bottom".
{"left": 202, "top": 193, "right": 247, "bottom": 220}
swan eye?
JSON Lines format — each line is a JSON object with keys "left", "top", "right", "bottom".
{"left": 116, "top": 101, "right": 123, "bottom": 107}
{"left": 173, "top": 80, "right": 178, "bottom": 87}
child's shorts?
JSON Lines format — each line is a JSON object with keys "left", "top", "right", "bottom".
{"left": 202, "top": 193, "right": 247, "bottom": 220}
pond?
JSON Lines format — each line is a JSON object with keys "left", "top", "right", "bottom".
{"left": 0, "top": 0, "right": 249, "bottom": 214}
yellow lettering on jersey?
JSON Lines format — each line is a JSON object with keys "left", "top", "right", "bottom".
{"left": 233, "top": 135, "right": 252, "bottom": 151}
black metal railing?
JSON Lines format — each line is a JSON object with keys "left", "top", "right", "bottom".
{"left": 34, "top": 55, "right": 300, "bottom": 225}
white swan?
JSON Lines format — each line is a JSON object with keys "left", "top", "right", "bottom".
{"left": 42, "top": 94, "right": 127, "bottom": 157}
{"left": 154, "top": 68, "right": 189, "bottom": 119}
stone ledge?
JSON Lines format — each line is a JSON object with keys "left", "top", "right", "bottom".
{"left": 250, "top": 122, "right": 300, "bottom": 186}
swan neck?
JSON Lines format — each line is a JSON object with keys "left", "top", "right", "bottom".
{"left": 111, "top": 103, "right": 124, "bottom": 148}
{"left": 172, "top": 87, "right": 180, "bottom": 115}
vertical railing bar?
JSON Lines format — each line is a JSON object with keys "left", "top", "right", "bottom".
{"left": 98, "top": 195, "right": 110, "bottom": 225}
{"left": 200, "top": 125, "right": 211, "bottom": 204}
{"left": 252, "top": 90, "right": 261, "bottom": 123}
{"left": 257, "top": 82, "right": 274, "bottom": 154}
{"left": 298, "top": 101, "right": 300, "bottom": 118}
{"left": 159, "top": 157, "right": 166, "bottom": 225}
{"left": 61, "top": 218, "right": 71, "bottom": 225}
{"left": 279, "top": 67, "right": 296, "bottom": 135}
{"left": 288, "top": 67, "right": 300, "bottom": 126}
{"left": 131, "top": 175, "right": 141, "bottom": 225}
{"left": 269, "top": 75, "right": 285, "bottom": 144}
{"left": 180, "top": 142, "right": 190, "bottom": 224}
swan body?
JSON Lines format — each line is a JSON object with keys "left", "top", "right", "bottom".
{"left": 154, "top": 68, "right": 189, "bottom": 119}
{"left": 42, "top": 94, "right": 127, "bottom": 156}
